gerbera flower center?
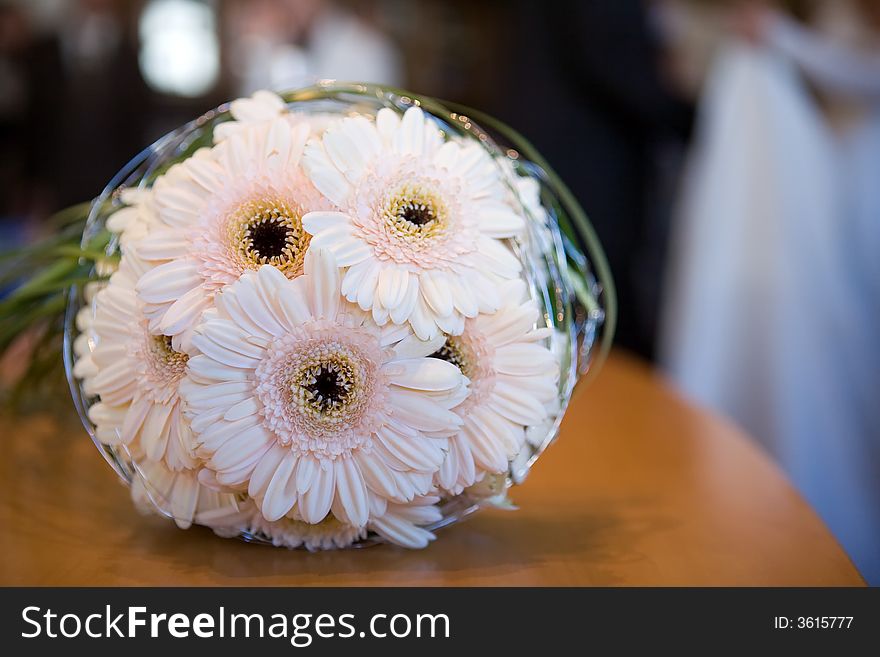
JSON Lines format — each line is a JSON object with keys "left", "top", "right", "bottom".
{"left": 254, "top": 324, "right": 388, "bottom": 460}
{"left": 137, "top": 331, "right": 189, "bottom": 403}
{"left": 231, "top": 197, "right": 311, "bottom": 277}
{"left": 384, "top": 184, "right": 448, "bottom": 241}
{"left": 148, "top": 334, "right": 188, "bottom": 370}
{"left": 296, "top": 356, "right": 357, "bottom": 415}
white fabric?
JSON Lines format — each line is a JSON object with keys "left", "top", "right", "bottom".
{"left": 661, "top": 44, "right": 880, "bottom": 584}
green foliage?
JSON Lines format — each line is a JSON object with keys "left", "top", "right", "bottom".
{"left": 0, "top": 203, "right": 110, "bottom": 409}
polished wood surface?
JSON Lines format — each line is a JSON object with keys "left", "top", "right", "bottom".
{"left": 0, "top": 352, "right": 863, "bottom": 586}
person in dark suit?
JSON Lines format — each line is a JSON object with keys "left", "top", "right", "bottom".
{"left": 489, "top": 0, "right": 692, "bottom": 359}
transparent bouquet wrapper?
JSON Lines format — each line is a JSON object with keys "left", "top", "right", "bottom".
{"left": 64, "top": 82, "right": 616, "bottom": 546}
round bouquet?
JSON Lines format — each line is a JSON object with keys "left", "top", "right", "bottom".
{"left": 65, "top": 83, "right": 613, "bottom": 550}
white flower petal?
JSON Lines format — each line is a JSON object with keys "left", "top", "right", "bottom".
{"left": 304, "top": 249, "right": 341, "bottom": 319}
{"left": 493, "top": 343, "right": 556, "bottom": 376}
{"left": 385, "top": 357, "right": 462, "bottom": 391}
{"left": 261, "top": 451, "right": 299, "bottom": 521}
{"left": 378, "top": 267, "right": 410, "bottom": 310}
{"left": 394, "top": 106, "right": 426, "bottom": 155}
{"left": 136, "top": 260, "right": 201, "bottom": 304}
{"left": 419, "top": 270, "right": 454, "bottom": 318}
{"left": 248, "top": 444, "right": 288, "bottom": 498}
{"left": 333, "top": 457, "right": 369, "bottom": 527}
{"left": 299, "top": 460, "right": 335, "bottom": 524}
{"left": 302, "top": 210, "right": 350, "bottom": 235}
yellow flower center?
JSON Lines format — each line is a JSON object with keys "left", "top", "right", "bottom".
{"left": 383, "top": 184, "right": 448, "bottom": 241}
{"left": 149, "top": 334, "right": 189, "bottom": 370}
{"left": 285, "top": 346, "right": 373, "bottom": 438}
{"left": 231, "top": 197, "right": 310, "bottom": 277}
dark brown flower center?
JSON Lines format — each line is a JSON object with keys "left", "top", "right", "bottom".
{"left": 248, "top": 218, "right": 292, "bottom": 259}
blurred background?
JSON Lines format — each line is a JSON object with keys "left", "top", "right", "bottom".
{"left": 0, "top": 0, "right": 877, "bottom": 582}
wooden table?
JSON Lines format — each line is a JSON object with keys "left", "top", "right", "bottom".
{"left": 0, "top": 352, "right": 863, "bottom": 586}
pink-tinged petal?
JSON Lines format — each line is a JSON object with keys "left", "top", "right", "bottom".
{"left": 160, "top": 287, "right": 211, "bottom": 336}
{"left": 378, "top": 425, "right": 446, "bottom": 471}
{"left": 170, "top": 474, "right": 199, "bottom": 529}
{"left": 368, "top": 493, "right": 388, "bottom": 518}
{"left": 490, "top": 380, "right": 548, "bottom": 426}
{"left": 248, "top": 444, "right": 288, "bottom": 498}
{"left": 434, "top": 141, "right": 461, "bottom": 169}
{"left": 478, "top": 202, "right": 525, "bottom": 238}
{"left": 333, "top": 457, "right": 369, "bottom": 527}
{"left": 323, "top": 116, "right": 381, "bottom": 183}
{"left": 375, "top": 108, "right": 400, "bottom": 143}
{"left": 392, "top": 332, "right": 445, "bottom": 360}
{"left": 90, "top": 359, "right": 137, "bottom": 400}
{"left": 187, "top": 354, "right": 249, "bottom": 383}
{"left": 229, "top": 90, "right": 285, "bottom": 122}
{"left": 275, "top": 276, "right": 313, "bottom": 328}
{"left": 498, "top": 373, "right": 557, "bottom": 404}
{"left": 192, "top": 332, "right": 260, "bottom": 369}
{"left": 393, "top": 106, "right": 426, "bottom": 155}
{"left": 215, "top": 282, "right": 274, "bottom": 340}
{"left": 409, "top": 296, "right": 438, "bottom": 341}
{"left": 435, "top": 312, "right": 464, "bottom": 336}
{"left": 198, "top": 416, "right": 261, "bottom": 453}
{"left": 355, "top": 262, "right": 381, "bottom": 310}
{"left": 447, "top": 274, "right": 479, "bottom": 317}
{"left": 371, "top": 514, "right": 435, "bottom": 549}
{"left": 303, "top": 140, "right": 350, "bottom": 207}
{"left": 387, "top": 390, "right": 462, "bottom": 435}
{"left": 137, "top": 228, "right": 190, "bottom": 260}
{"left": 198, "top": 320, "right": 265, "bottom": 358}
{"left": 263, "top": 118, "right": 293, "bottom": 177}
{"left": 477, "top": 237, "right": 522, "bottom": 278}
{"left": 223, "top": 396, "right": 261, "bottom": 421}
{"left": 476, "top": 302, "right": 539, "bottom": 346}
{"left": 419, "top": 270, "right": 454, "bottom": 317}
{"left": 232, "top": 275, "right": 287, "bottom": 337}
{"left": 389, "top": 275, "right": 419, "bottom": 324}
{"left": 462, "top": 421, "right": 508, "bottom": 473}
{"left": 295, "top": 454, "right": 317, "bottom": 494}
{"left": 385, "top": 357, "right": 462, "bottom": 391}
{"left": 304, "top": 249, "right": 340, "bottom": 319}
{"left": 331, "top": 236, "right": 373, "bottom": 267}
{"left": 378, "top": 267, "right": 410, "bottom": 310}
{"left": 355, "top": 450, "right": 400, "bottom": 499}
{"left": 299, "top": 460, "right": 335, "bottom": 524}
{"left": 137, "top": 260, "right": 201, "bottom": 304}
{"left": 493, "top": 343, "right": 556, "bottom": 376}
{"left": 120, "top": 397, "right": 152, "bottom": 445}
{"left": 261, "top": 451, "right": 299, "bottom": 521}
{"left": 210, "top": 427, "right": 271, "bottom": 470}
{"left": 371, "top": 288, "right": 390, "bottom": 325}
{"left": 141, "top": 402, "right": 174, "bottom": 461}
{"left": 302, "top": 210, "right": 350, "bottom": 235}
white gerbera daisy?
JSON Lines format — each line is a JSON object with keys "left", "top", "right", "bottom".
{"left": 78, "top": 254, "right": 197, "bottom": 471}
{"left": 434, "top": 280, "right": 560, "bottom": 494}
{"left": 106, "top": 187, "right": 159, "bottom": 251}
{"left": 180, "top": 250, "right": 466, "bottom": 528}
{"left": 302, "top": 105, "right": 526, "bottom": 340}
{"left": 131, "top": 460, "right": 239, "bottom": 529}
{"left": 136, "top": 116, "right": 330, "bottom": 342}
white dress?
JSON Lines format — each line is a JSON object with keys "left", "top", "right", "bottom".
{"left": 661, "top": 15, "right": 880, "bottom": 583}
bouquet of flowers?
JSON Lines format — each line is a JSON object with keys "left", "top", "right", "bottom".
{"left": 17, "top": 83, "right": 612, "bottom": 549}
